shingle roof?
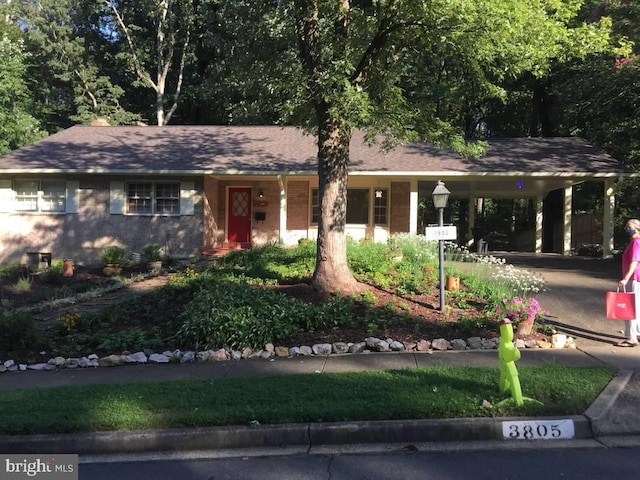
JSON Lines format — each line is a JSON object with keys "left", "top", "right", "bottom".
{"left": 0, "top": 125, "right": 627, "bottom": 175}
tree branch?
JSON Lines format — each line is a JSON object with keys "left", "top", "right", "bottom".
{"left": 107, "top": 0, "right": 157, "bottom": 91}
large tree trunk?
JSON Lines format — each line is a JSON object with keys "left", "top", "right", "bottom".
{"left": 311, "top": 118, "right": 361, "bottom": 295}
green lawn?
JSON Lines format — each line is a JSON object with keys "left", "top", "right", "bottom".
{"left": 0, "top": 365, "right": 613, "bottom": 435}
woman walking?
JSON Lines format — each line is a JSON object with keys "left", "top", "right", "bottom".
{"left": 616, "top": 218, "right": 640, "bottom": 347}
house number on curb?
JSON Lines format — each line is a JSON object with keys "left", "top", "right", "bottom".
{"left": 502, "top": 419, "right": 575, "bottom": 440}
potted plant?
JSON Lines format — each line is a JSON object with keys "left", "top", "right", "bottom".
{"left": 101, "top": 246, "right": 125, "bottom": 277}
{"left": 143, "top": 244, "right": 163, "bottom": 273}
{"left": 491, "top": 296, "right": 547, "bottom": 336}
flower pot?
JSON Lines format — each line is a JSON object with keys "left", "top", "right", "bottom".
{"left": 62, "top": 259, "right": 74, "bottom": 277}
{"left": 148, "top": 260, "right": 162, "bottom": 274}
{"left": 445, "top": 275, "right": 460, "bottom": 291}
{"left": 516, "top": 314, "right": 536, "bottom": 336}
{"left": 103, "top": 265, "right": 122, "bottom": 277}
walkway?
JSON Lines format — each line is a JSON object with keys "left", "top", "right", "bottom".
{"left": 498, "top": 252, "right": 623, "bottom": 347}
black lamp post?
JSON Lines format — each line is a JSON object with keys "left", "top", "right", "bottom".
{"left": 432, "top": 180, "right": 450, "bottom": 312}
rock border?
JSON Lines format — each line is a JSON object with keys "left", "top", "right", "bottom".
{"left": 0, "top": 333, "right": 575, "bottom": 372}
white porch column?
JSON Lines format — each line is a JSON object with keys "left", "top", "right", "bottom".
{"left": 277, "top": 175, "right": 287, "bottom": 245}
{"left": 409, "top": 179, "right": 418, "bottom": 235}
{"left": 535, "top": 196, "right": 543, "bottom": 253}
{"left": 467, "top": 197, "right": 476, "bottom": 248}
{"left": 603, "top": 178, "right": 616, "bottom": 258}
{"left": 563, "top": 183, "right": 573, "bottom": 256}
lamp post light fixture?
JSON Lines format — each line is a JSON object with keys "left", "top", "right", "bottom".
{"left": 432, "top": 180, "right": 450, "bottom": 312}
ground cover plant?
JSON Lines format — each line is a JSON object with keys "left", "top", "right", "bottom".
{"left": 0, "top": 235, "right": 550, "bottom": 362}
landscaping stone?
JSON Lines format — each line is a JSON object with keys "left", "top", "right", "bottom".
{"left": 180, "top": 351, "right": 196, "bottom": 363}
{"left": 275, "top": 346, "right": 289, "bottom": 357}
{"left": 125, "top": 352, "right": 148, "bottom": 364}
{"left": 98, "top": 354, "right": 125, "bottom": 367}
{"left": 197, "top": 351, "right": 210, "bottom": 362}
{"left": 299, "top": 346, "right": 313, "bottom": 356}
{"left": 467, "top": 337, "right": 482, "bottom": 349}
{"left": 312, "top": 343, "right": 332, "bottom": 355}
{"left": 431, "top": 338, "right": 450, "bottom": 351}
{"left": 404, "top": 342, "right": 417, "bottom": 351}
{"left": 209, "top": 349, "right": 228, "bottom": 361}
{"left": 149, "top": 353, "right": 170, "bottom": 363}
{"left": 289, "top": 346, "right": 300, "bottom": 357}
{"left": 551, "top": 334, "right": 567, "bottom": 349}
{"left": 0, "top": 330, "right": 574, "bottom": 376}
{"left": 332, "top": 342, "right": 349, "bottom": 354}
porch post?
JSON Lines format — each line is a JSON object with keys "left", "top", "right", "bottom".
{"left": 602, "top": 178, "right": 616, "bottom": 258}
{"left": 409, "top": 179, "right": 418, "bottom": 235}
{"left": 535, "top": 196, "right": 543, "bottom": 253}
{"left": 278, "top": 175, "right": 287, "bottom": 245}
{"left": 563, "top": 183, "right": 573, "bottom": 256}
{"left": 467, "top": 197, "right": 476, "bottom": 249}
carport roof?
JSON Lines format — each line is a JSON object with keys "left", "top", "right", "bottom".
{"left": 0, "top": 125, "right": 628, "bottom": 179}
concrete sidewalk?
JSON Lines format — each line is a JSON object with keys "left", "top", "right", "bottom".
{"left": 0, "top": 346, "right": 639, "bottom": 455}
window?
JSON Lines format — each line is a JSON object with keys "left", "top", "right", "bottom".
{"left": 14, "top": 180, "right": 66, "bottom": 212}
{"left": 373, "top": 189, "right": 388, "bottom": 225}
{"left": 127, "top": 182, "right": 180, "bottom": 215}
{"left": 311, "top": 187, "right": 385, "bottom": 225}
{"left": 346, "top": 189, "right": 369, "bottom": 224}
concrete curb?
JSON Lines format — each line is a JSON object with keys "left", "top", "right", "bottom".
{"left": 584, "top": 370, "right": 633, "bottom": 437}
{"left": 0, "top": 415, "right": 593, "bottom": 455}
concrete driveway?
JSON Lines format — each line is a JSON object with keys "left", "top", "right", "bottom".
{"left": 496, "top": 252, "right": 624, "bottom": 347}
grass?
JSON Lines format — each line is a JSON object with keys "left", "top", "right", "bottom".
{"left": 0, "top": 364, "right": 614, "bottom": 435}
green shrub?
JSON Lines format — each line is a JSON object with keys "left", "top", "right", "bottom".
{"left": 175, "top": 283, "right": 309, "bottom": 350}
{"left": 0, "top": 263, "right": 23, "bottom": 279}
{"left": 13, "top": 276, "right": 32, "bottom": 292}
{"left": 101, "top": 246, "right": 126, "bottom": 265}
{"left": 39, "top": 261, "right": 63, "bottom": 284}
{"left": 0, "top": 311, "right": 40, "bottom": 358}
{"left": 347, "top": 238, "right": 392, "bottom": 277}
{"left": 143, "top": 244, "right": 162, "bottom": 262}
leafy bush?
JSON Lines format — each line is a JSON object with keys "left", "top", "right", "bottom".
{"left": 143, "top": 244, "right": 162, "bottom": 262}
{"left": 347, "top": 238, "right": 393, "bottom": 280}
{"left": 101, "top": 246, "right": 126, "bottom": 265}
{"left": 175, "top": 283, "right": 310, "bottom": 350}
{"left": 0, "top": 311, "right": 40, "bottom": 358}
{"left": 214, "top": 243, "right": 315, "bottom": 283}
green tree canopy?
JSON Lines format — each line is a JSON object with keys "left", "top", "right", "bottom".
{"left": 0, "top": 36, "right": 47, "bottom": 154}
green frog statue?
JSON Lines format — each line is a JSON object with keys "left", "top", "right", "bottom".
{"left": 498, "top": 318, "right": 523, "bottom": 406}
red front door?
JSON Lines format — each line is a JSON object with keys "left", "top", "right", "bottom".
{"left": 228, "top": 187, "right": 252, "bottom": 243}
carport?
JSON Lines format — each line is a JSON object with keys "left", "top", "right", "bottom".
{"left": 360, "top": 137, "right": 632, "bottom": 257}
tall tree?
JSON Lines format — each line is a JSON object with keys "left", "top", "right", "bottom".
{"left": 12, "top": 0, "right": 139, "bottom": 130}
{"left": 0, "top": 36, "right": 47, "bottom": 153}
{"left": 275, "top": 0, "right": 616, "bottom": 294}
{"left": 107, "top": 0, "right": 193, "bottom": 125}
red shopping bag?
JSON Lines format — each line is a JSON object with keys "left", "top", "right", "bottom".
{"left": 606, "top": 288, "right": 636, "bottom": 320}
